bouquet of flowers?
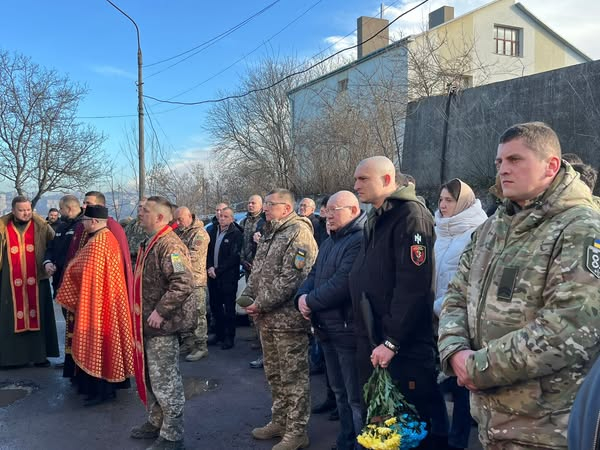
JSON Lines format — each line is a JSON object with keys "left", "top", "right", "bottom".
{"left": 357, "top": 366, "right": 428, "bottom": 450}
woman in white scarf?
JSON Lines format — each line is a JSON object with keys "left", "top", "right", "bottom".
{"left": 433, "top": 178, "right": 487, "bottom": 450}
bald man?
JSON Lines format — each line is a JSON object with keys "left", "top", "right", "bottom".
{"left": 348, "top": 156, "right": 448, "bottom": 449}
{"left": 296, "top": 190, "right": 366, "bottom": 450}
{"left": 174, "top": 207, "right": 210, "bottom": 361}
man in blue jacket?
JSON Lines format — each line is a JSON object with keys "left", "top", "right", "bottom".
{"left": 296, "top": 190, "right": 365, "bottom": 450}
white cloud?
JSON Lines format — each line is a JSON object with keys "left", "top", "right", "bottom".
{"left": 91, "top": 65, "right": 136, "bottom": 80}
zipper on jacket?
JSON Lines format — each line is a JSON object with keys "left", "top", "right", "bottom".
{"left": 593, "top": 411, "right": 600, "bottom": 450}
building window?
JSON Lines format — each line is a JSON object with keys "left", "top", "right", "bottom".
{"left": 494, "top": 25, "right": 521, "bottom": 57}
{"left": 337, "top": 78, "right": 348, "bottom": 92}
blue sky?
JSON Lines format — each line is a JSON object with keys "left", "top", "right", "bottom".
{"left": 1, "top": 0, "right": 598, "bottom": 187}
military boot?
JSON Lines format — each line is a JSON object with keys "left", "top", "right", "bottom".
{"left": 130, "top": 421, "right": 160, "bottom": 439}
{"left": 272, "top": 433, "right": 310, "bottom": 450}
{"left": 252, "top": 422, "right": 285, "bottom": 440}
{"left": 185, "top": 348, "right": 208, "bottom": 362}
{"left": 145, "top": 436, "right": 185, "bottom": 450}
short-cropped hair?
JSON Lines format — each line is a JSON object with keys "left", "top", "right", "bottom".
{"left": 499, "top": 122, "right": 561, "bottom": 159}
{"left": 12, "top": 195, "right": 30, "bottom": 208}
{"left": 60, "top": 194, "right": 80, "bottom": 208}
{"left": 84, "top": 191, "right": 106, "bottom": 206}
{"left": 147, "top": 196, "right": 173, "bottom": 221}
{"left": 267, "top": 188, "right": 295, "bottom": 206}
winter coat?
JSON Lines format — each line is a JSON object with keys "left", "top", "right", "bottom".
{"left": 296, "top": 212, "right": 366, "bottom": 338}
{"left": 242, "top": 212, "right": 317, "bottom": 332}
{"left": 175, "top": 218, "right": 209, "bottom": 287}
{"left": 349, "top": 185, "right": 437, "bottom": 367}
{"left": 433, "top": 200, "right": 487, "bottom": 317}
{"left": 568, "top": 353, "right": 600, "bottom": 450}
{"left": 438, "top": 163, "right": 600, "bottom": 449}
{"left": 207, "top": 222, "right": 243, "bottom": 288}
{"left": 140, "top": 229, "right": 196, "bottom": 337}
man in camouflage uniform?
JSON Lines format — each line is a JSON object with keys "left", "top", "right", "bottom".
{"left": 130, "top": 196, "right": 195, "bottom": 450}
{"left": 174, "top": 206, "right": 210, "bottom": 361}
{"left": 239, "top": 194, "right": 265, "bottom": 279}
{"left": 125, "top": 197, "right": 148, "bottom": 264}
{"left": 240, "top": 188, "right": 317, "bottom": 450}
{"left": 438, "top": 122, "right": 600, "bottom": 450}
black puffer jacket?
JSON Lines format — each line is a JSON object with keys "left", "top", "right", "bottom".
{"left": 296, "top": 212, "right": 366, "bottom": 337}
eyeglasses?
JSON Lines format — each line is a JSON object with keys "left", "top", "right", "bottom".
{"left": 80, "top": 217, "right": 94, "bottom": 221}
{"left": 264, "top": 201, "right": 288, "bottom": 207}
{"left": 324, "top": 206, "right": 353, "bottom": 215}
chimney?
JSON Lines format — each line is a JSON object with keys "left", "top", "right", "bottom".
{"left": 429, "top": 6, "right": 454, "bottom": 29}
{"left": 357, "top": 16, "right": 390, "bottom": 59}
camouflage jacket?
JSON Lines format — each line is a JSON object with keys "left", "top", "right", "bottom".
{"left": 242, "top": 212, "right": 317, "bottom": 332}
{"left": 438, "top": 164, "right": 600, "bottom": 449}
{"left": 141, "top": 229, "right": 196, "bottom": 338}
{"left": 124, "top": 218, "right": 148, "bottom": 260}
{"left": 239, "top": 212, "right": 266, "bottom": 264}
{"left": 175, "top": 218, "right": 209, "bottom": 287}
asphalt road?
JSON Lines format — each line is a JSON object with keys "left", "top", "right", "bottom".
{"left": 0, "top": 305, "right": 482, "bottom": 450}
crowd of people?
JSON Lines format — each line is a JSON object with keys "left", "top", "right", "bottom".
{"left": 1, "top": 121, "right": 599, "bottom": 450}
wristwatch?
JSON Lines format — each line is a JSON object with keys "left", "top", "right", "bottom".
{"left": 383, "top": 339, "right": 399, "bottom": 353}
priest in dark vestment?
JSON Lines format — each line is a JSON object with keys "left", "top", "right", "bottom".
{"left": 0, "top": 196, "right": 59, "bottom": 367}
{"left": 57, "top": 205, "right": 137, "bottom": 406}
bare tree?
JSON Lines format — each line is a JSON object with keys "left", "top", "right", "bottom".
{"left": 0, "top": 50, "right": 107, "bottom": 206}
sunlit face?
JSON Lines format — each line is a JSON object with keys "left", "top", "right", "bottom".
{"left": 48, "top": 211, "right": 59, "bottom": 223}
{"left": 325, "top": 203, "right": 354, "bottom": 232}
{"left": 215, "top": 203, "right": 228, "bottom": 220}
{"left": 137, "top": 200, "right": 146, "bottom": 219}
{"left": 13, "top": 202, "right": 33, "bottom": 222}
{"left": 81, "top": 216, "right": 96, "bottom": 232}
{"left": 247, "top": 197, "right": 261, "bottom": 214}
{"left": 218, "top": 210, "right": 234, "bottom": 229}
{"left": 354, "top": 163, "right": 385, "bottom": 205}
{"left": 140, "top": 201, "right": 159, "bottom": 232}
{"left": 264, "top": 195, "right": 290, "bottom": 222}
{"left": 297, "top": 200, "right": 315, "bottom": 217}
{"left": 438, "top": 188, "right": 458, "bottom": 218}
{"left": 83, "top": 196, "right": 99, "bottom": 210}
{"left": 174, "top": 210, "right": 192, "bottom": 228}
{"left": 495, "top": 138, "right": 556, "bottom": 207}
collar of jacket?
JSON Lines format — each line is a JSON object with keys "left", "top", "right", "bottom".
{"left": 179, "top": 218, "right": 204, "bottom": 233}
{"left": 263, "top": 211, "right": 311, "bottom": 238}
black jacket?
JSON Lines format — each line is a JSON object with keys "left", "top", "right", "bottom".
{"left": 296, "top": 212, "right": 366, "bottom": 337}
{"left": 349, "top": 186, "right": 437, "bottom": 365}
{"left": 568, "top": 354, "right": 600, "bottom": 450}
{"left": 207, "top": 223, "right": 243, "bottom": 287}
{"left": 43, "top": 210, "right": 83, "bottom": 291}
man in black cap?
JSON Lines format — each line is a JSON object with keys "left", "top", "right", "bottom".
{"left": 56, "top": 205, "right": 136, "bottom": 406}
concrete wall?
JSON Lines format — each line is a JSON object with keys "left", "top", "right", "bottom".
{"left": 402, "top": 59, "right": 600, "bottom": 192}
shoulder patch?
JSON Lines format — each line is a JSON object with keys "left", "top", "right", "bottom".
{"left": 170, "top": 253, "right": 185, "bottom": 273}
{"left": 293, "top": 248, "right": 307, "bottom": 270}
{"left": 410, "top": 244, "right": 426, "bottom": 266}
{"left": 586, "top": 239, "right": 600, "bottom": 279}
{"left": 413, "top": 233, "right": 422, "bottom": 244}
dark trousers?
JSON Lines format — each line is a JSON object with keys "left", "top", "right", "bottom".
{"left": 356, "top": 337, "right": 449, "bottom": 450}
{"left": 208, "top": 280, "right": 237, "bottom": 340}
{"left": 322, "top": 334, "right": 363, "bottom": 450}
{"left": 440, "top": 377, "right": 472, "bottom": 449}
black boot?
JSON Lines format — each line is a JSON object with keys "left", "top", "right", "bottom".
{"left": 312, "top": 396, "right": 336, "bottom": 414}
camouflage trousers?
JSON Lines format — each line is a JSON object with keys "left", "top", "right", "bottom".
{"left": 260, "top": 328, "right": 310, "bottom": 435}
{"left": 180, "top": 287, "right": 208, "bottom": 351}
{"left": 144, "top": 335, "right": 185, "bottom": 441}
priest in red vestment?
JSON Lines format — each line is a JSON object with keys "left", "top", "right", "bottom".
{"left": 57, "top": 205, "right": 137, "bottom": 406}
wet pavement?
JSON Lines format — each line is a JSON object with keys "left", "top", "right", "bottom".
{"left": 0, "top": 304, "right": 482, "bottom": 450}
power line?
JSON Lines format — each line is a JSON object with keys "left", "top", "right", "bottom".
{"left": 144, "top": 0, "right": 281, "bottom": 79}
{"left": 165, "top": 0, "right": 324, "bottom": 101}
{"left": 144, "top": 0, "right": 429, "bottom": 106}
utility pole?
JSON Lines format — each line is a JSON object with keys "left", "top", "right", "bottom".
{"left": 106, "top": 0, "right": 145, "bottom": 200}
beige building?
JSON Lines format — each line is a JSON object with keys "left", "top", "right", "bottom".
{"left": 411, "top": 0, "right": 591, "bottom": 93}
{"left": 288, "top": 0, "right": 591, "bottom": 164}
